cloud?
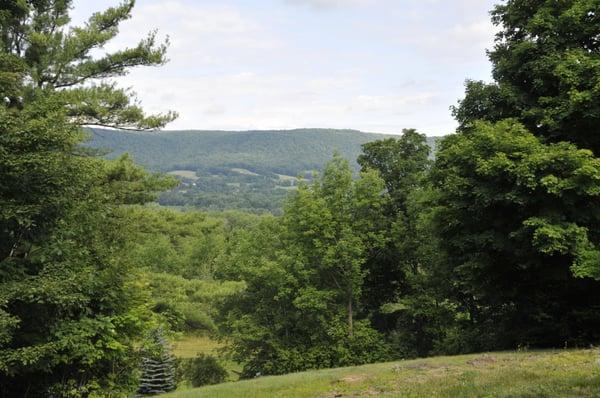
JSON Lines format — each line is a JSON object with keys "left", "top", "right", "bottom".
{"left": 285, "top": 0, "right": 374, "bottom": 9}
{"left": 83, "top": 0, "right": 280, "bottom": 65}
{"left": 395, "top": 19, "right": 498, "bottom": 63}
{"left": 351, "top": 93, "right": 436, "bottom": 112}
{"left": 68, "top": 0, "right": 495, "bottom": 136}
{"left": 113, "top": 67, "right": 447, "bottom": 134}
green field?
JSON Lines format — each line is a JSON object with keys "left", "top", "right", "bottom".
{"left": 163, "top": 349, "right": 600, "bottom": 398}
{"left": 172, "top": 335, "right": 225, "bottom": 359}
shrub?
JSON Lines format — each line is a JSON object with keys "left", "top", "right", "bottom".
{"left": 183, "top": 354, "right": 228, "bottom": 387}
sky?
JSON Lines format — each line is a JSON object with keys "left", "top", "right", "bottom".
{"left": 71, "top": 0, "right": 499, "bottom": 136}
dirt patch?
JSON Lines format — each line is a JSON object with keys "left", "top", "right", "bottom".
{"left": 338, "top": 374, "right": 368, "bottom": 383}
{"left": 467, "top": 354, "right": 497, "bottom": 367}
{"left": 320, "top": 387, "right": 381, "bottom": 398}
{"left": 392, "top": 362, "right": 445, "bottom": 372}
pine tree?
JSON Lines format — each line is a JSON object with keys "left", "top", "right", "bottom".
{"left": 138, "top": 329, "right": 177, "bottom": 396}
{"left": 0, "top": 1, "right": 176, "bottom": 394}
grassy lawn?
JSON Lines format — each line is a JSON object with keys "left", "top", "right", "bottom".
{"left": 162, "top": 348, "right": 600, "bottom": 398}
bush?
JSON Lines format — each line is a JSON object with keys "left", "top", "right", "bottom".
{"left": 182, "top": 354, "right": 228, "bottom": 387}
{"left": 237, "top": 320, "right": 392, "bottom": 378}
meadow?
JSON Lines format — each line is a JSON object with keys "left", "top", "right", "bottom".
{"left": 164, "top": 348, "right": 600, "bottom": 398}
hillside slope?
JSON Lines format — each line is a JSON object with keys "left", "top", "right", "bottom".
{"left": 86, "top": 128, "right": 439, "bottom": 174}
{"left": 86, "top": 128, "right": 439, "bottom": 213}
{"left": 162, "top": 349, "right": 600, "bottom": 398}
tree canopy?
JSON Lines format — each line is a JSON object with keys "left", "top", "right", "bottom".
{"left": 0, "top": 0, "right": 176, "bottom": 395}
{"left": 453, "top": 0, "right": 600, "bottom": 153}
{"left": 432, "top": 119, "right": 600, "bottom": 349}
{"left": 0, "top": 0, "right": 175, "bottom": 130}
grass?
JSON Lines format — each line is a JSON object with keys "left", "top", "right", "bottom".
{"left": 172, "top": 334, "right": 241, "bottom": 383}
{"left": 161, "top": 348, "right": 600, "bottom": 398}
{"left": 172, "top": 335, "right": 224, "bottom": 359}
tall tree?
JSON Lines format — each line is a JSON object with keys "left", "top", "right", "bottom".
{"left": 357, "top": 130, "right": 451, "bottom": 357}
{"left": 453, "top": 0, "right": 600, "bottom": 153}
{"left": 436, "top": 0, "right": 600, "bottom": 351}
{"left": 137, "top": 329, "right": 176, "bottom": 396}
{"left": 221, "top": 154, "right": 391, "bottom": 377}
{"left": 432, "top": 119, "right": 600, "bottom": 350}
{"left": 357, "top": 129, "right": 431, "bottom": 312}
{"left": 358, "top": 129, "right": 430, "bottom": 213}
{"left": 0, "top": 1, "right": 176, "bottom": 395}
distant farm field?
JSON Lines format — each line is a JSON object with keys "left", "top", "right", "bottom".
{"left": 167, "top": 170, "right": 200, "bottom": 180}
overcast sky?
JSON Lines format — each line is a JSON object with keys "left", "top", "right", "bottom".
{"left": 71, "top": 0, "right": 499, "bottom": 136}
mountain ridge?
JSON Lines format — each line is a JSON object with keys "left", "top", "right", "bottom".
{"left": 86, "top": 128, "right": 440, "bottom": 213}
{"left": 86, "top": 127, "right": 439, "bottom": 175}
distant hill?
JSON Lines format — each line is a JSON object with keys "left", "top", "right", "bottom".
{"left": 86, "top": 128, "right": 440, "bottom": 213}
{"left": 87, "top": 128, "right": 438, "bottom": 174}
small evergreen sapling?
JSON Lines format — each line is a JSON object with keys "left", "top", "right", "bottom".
{"left": 138, "top": 329, "right": 177, "bottom": 395}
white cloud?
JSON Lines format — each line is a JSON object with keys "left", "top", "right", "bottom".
{"left": 114, "top": 67, "right": 446, "bottom": 134}
{"left": 351, "top": 93, "right": 436, "bottom": 112}
{"left": 286, "top": 0, "right": 374, "bottom": 9}
{"left": 438, "top": 20, "right": 498, "bottom": 57}
{"left": 381, "top": 18, "right": 497, "bottom": 63}
{"left": 76, "top": 0, "right": 281, "bottom": 66}
{"left": 68, "top": 0, "right": 496, "bottom": 136}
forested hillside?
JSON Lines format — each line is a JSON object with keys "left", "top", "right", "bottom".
{"left": 87, "top": 128, "right": 438, "bottom": 212}
{"left": 87, "top": 128, "right": 438, "bottom": 174}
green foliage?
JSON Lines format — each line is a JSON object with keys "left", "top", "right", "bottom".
{"left": 356, "top": 130, "right": 432, "bottom": 311}
{"left": 0, "top": 0, "right": 177, "bottom": 395}
{"left": 145, "top": 272, "right": 244, "bottom": 333}
{"left": 220, "top": 154, "right": 391, "bottom": 377}
{"left": 358, "top": 129, "right": 431, "bottom": 212}
{"left": 0, "top": 142, "right": 168, "bottom": 394}
{"left": 431, "top": 119, "right": 600, "bottom": 350}
{"left": 355, "top": 130, "right": 452, "bottom": 358}
{"left": 181, "top": 354, "right": 227, "bottom": 388}
{"left": 453, "top": 0, "right": 600, "bottom": 154}
{"left": 0, "top": 91, "right": 86, "bottom": 262}
{"left": 123, "top": 207, "right": 233, "bottom": 278}
{"left": 439, "top": 0, "right": 600, "bottom": 353}
{"left": 118, "top": 206, "right": 249, "bottom": 332}
{"left": 87, "top": 128, "right": 438, "bottom": 213}
{"left": 138, "top": 329, "right": 177, "bottom": 395}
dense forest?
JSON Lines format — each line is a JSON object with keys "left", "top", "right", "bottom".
{"left": 87, "top": 128, "right": 438, "bottom": 213}
{"left": 87, "top": 128, "right": 410, "bottom": 174}
{"left": 2, "top": 0, "right": 600, "bottom": 397}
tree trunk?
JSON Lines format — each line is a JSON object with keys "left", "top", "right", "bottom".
{"left": 347, "top": 295, "right": 353, "bottom": 337}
